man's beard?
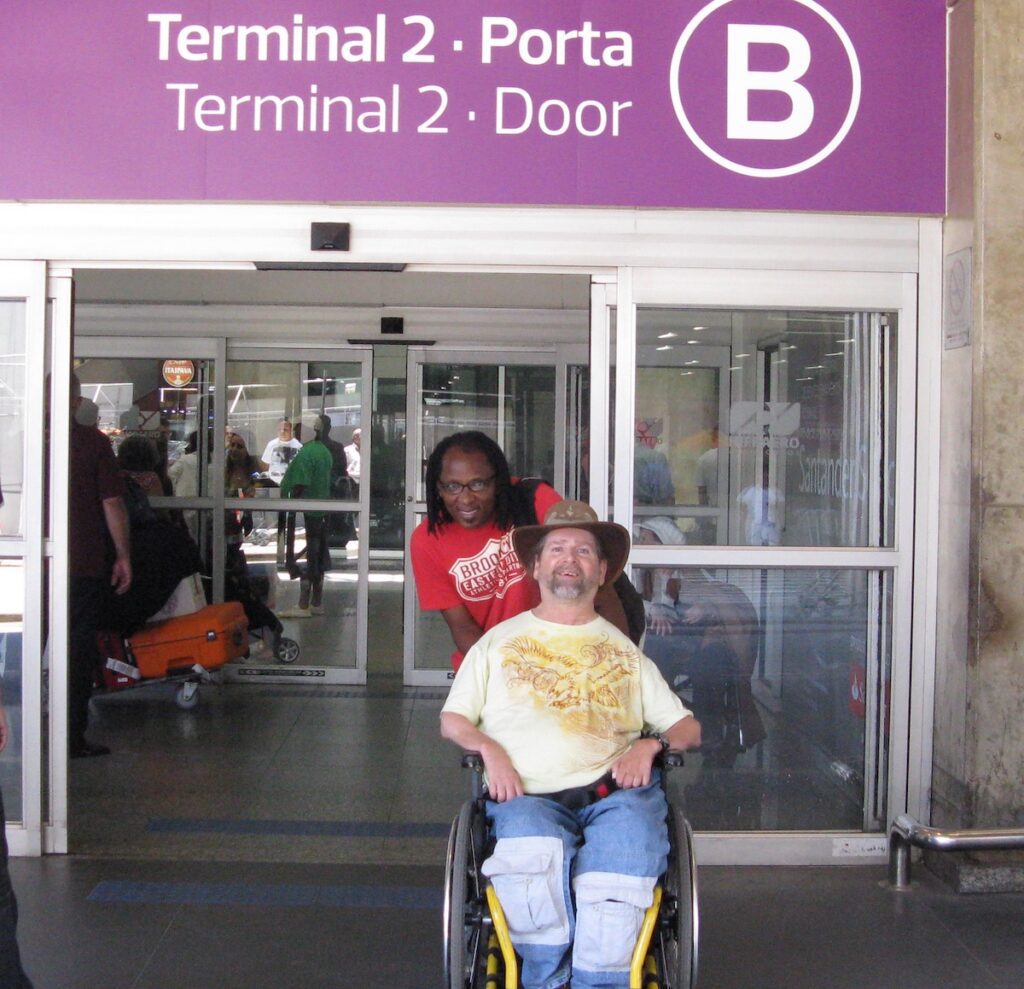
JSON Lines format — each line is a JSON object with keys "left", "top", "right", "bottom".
{"left": 545, "top": 571, "right": 597, "bottom": 601}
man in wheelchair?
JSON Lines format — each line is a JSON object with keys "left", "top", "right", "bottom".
{"left": 441, "top": 500, "right": 701, "bottom": 989}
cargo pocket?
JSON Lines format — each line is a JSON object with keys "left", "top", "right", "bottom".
{"left": 572, "top": 872, "right": 655, "bottom": 973}
{"left": 481, "top": 836, "right": 568, "bottom": 944}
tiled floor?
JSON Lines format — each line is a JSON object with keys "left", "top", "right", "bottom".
{"left": 6, "top": 679, "right": 1020, "bottom": 987}
{"left": 12, "top": 856, "right": 1024, "bottom": 988}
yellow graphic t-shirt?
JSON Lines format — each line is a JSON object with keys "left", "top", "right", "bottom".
{"left": 442, "top": 610, "right": 691, "bottom": 794}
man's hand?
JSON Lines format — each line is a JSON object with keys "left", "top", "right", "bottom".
{"left": 610, "top": 737, "right": 661, "bottom": 789}
{"left": 440, "top": 712, "right": 524, "bottom": 803}
{"left": 479, "top": 740, "right": 525, "bottom": 803}
{"left": 110, "top": 556, "right": 132, "bottom": 595}
{"left": 103, "top": 495, "right": 131, "bottom": 594}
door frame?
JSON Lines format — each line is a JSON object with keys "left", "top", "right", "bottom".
{"left": 0, "top": 262, "right": 47, "bottom": 856}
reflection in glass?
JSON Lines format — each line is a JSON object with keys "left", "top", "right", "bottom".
{"left": 635, "top": 308, "right": 896, "bottom": 547}
{"left": 418, "top": 364, "right": 556, "bottom": 495}
{"left": 631, "top": 563, "right": 891, "bottom": 832}
{"left": 0, "top": 302, "right": 26, "bottom": 537}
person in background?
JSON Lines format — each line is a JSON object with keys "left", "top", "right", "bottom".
{"left": 260, "top": 418, "right": 301, "bottom": 484}
{"left": 410, "top": 431, "right": 561, "bottom": 672}
{"left": 168, "top": 430, "right": 201, "bottom": 540}
{"left": 0, "top": 689, "right": 33, "bottom": 987}
{"left": 278, "top": 417, "right": 334, "bottom": 617}
{"left": 116, "top": 434, "right": 169, "bottom": 502}
{"left": 69, "top": 374, "right": 131, "bottom": 758}
{"left": 315, "top": 415, "right": 355, "bottom": 548}
{"left": 343, "top": 427, "right": 361, "bottom": 491}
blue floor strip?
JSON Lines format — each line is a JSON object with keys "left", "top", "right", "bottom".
{"left": 145, "top": 817, "right": 450, "bottom": 838}
{"left": 88, "top": 880, "right": 442, "bottom": 909}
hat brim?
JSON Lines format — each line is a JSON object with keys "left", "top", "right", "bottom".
{"left": 513, "top": 520, "right": 631, "bottom": 586}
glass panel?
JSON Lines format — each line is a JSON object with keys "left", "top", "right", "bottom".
{"left": 236, "top": 508, "right": 358, "bottom": 670}
{"left": 226, "top": 359, "right": 362, "bottom": 504}
{"left": 74, "top": 354, "right": 216, "bottom": 501}
{"left": 635, "top": 308, "right": 897, "bottom": 547}
{"left": 226, "top": 360, "right": 364, "bottom": 671}
{"left": 0, "top": 560, "right": 24, "bottom": 823}
{"left": 411, "top": 362, "right": 557, "bottom": 674}
{"left": 416, "top": 363, "right": 556, "bottom": 499}
{"left": 0, "top": 301, "right": 27, "bottom": 537}
{"left": 631, "top": 563, "right": 891, "bottom": 831}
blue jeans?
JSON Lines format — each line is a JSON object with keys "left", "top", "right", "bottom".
{"left": 484, "top": 780, "right": 668, "bottom": 989}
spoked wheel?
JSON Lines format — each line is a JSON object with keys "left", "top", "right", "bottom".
{"left": 655, "top": 806, "right": 699, "bottom": 989}
{"left": 443, "top": 800, "right": 489, "bottom": 989}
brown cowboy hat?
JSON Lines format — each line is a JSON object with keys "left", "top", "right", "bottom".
{"left": 512, "top": 500, "right": 631, "bottom": 586}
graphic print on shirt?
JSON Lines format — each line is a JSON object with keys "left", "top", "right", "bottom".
{"left": 499, "top": 632, "right": 639, "bottom": 744}
{"left": 447, "top": 532, "right": 525, "bottom": 602}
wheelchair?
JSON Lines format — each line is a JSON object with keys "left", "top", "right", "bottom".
{"left": 443, "top": 752, "right": 699, "bottom": 989}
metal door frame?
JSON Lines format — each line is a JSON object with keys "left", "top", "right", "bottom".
{"left": 0, "top": 262, "right": 47, "bottom": 856}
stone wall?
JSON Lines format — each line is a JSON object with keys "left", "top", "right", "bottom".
{"left": 934, "top": 0, "right": 1024, "bottom": 828}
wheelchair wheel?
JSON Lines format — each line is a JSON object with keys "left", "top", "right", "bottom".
{"left": 656, "top": 805, "right": 699, "bottom": 989}
{"left": 443, "top": 800, "right": 489, "bottom": 989}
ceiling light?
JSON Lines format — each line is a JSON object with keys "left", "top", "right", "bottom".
{"left": 658, "top": 331, "right": 678, "bottom": 339}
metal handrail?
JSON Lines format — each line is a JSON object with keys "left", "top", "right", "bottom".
{"left": 888, "top": 814, "right": 1024, "bottom": 888}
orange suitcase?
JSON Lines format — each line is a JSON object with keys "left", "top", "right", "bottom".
{"left": 129, "top": 602, "right": 248, "bottom": 679}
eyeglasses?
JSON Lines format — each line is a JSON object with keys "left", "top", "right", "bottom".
{"left": 438, "top": 475, "right": 496, "bottom": 496}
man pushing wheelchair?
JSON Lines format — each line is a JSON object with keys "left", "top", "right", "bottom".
{"left": 441, "top": 500, "right": 702, "bottom": 989}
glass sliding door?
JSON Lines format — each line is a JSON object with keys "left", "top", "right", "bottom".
{"left": 403, "top": 350, "right": 561, "bottom": 685}
{"left": 223, "top": 353, "right": 370, "bottom": 681}
{"left": 71, "top": 342, "right": 372, "bottom": 685}
{"left": 623, "top": 269, "right": 916, "bottom": 859}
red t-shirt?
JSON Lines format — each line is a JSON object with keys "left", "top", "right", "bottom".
{"left": 410, "top": 480, "right": 561, "bottom": 670}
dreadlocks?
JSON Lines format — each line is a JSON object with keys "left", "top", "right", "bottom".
{"left": 424, "top": 431, "right": 513, "bottom": 534}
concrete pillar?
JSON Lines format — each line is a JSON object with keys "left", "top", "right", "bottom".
{"left": 933, "top": 0, "right": 1024, "bottom": 829}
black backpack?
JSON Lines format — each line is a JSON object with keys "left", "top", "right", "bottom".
{"left": 511, "top": 478, "right": 647, "bottom": 646}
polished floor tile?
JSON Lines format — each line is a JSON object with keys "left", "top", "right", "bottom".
{"left": 17, "top": 680, "right": 1015, "bottom": 988}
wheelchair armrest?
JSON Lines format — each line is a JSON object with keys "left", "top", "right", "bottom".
{"left": 659, "top": 750, "right": 685, "bottom": 769}
{"left": 461, "top": 752, "right": 487, "bottom": 800}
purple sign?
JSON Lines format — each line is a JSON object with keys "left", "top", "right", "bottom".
{"left": 1, "top": 1, "right": 946, "bottom": 212}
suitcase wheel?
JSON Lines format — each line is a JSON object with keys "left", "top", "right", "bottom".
{"left": 175, "top": 682, "right": 200, "bottom": 710}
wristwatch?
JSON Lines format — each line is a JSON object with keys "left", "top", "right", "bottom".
{"left": 648, "top": 732, "right": 671, "bottom": 753}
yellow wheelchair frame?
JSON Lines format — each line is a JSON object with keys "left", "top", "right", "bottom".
{"left": 443, "top": 754, "right": 699, "bottom": 989}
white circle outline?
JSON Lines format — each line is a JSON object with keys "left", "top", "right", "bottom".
{"left": 669, "top": 0, "right": 862, "bottom": 178}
